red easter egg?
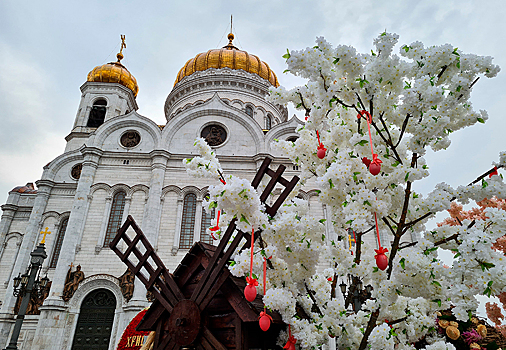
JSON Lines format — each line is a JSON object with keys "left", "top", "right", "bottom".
{"left": 369, "top": 163, "right": 381, "bottom": 175}
{"left": 376, "top": 253, "right": 388, "bottom": 270}
{"left": 317, "top": 148, "right": 326, "bottom": 159}
{"left": 244, "top": 284, "right": 257, "bottom": 302}
{"left": 259, "top": 314, "right": 271, "bottom": 331}
{"left": 362, "top": 157, "right": 371, "bottom": 167}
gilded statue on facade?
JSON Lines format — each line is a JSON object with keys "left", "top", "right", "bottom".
{"left": 62, "top": 264, "right": 84, "bottom": 302}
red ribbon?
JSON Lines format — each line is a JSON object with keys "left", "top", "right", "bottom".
{"left": 209, "top": 210, "right": 221, "bottom": 240}
{"left": 283, "top": 325, "right": 297, "bottom": 350}
{"left": 250, "top": 227, "right": 255, "bottom": 282}
{"left": 490, "top": 166, "right": 499, "bottom": 178}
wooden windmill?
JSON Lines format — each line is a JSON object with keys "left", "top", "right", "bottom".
{"left": 109, "top": 158, "right": 299, "bottom": 350}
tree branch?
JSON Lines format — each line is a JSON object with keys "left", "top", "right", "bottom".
{"left": 387, "top": 153, "right": 418, "bottom": 279}
{"left": 358, "top": 310, "right": 380, "bottom": 350}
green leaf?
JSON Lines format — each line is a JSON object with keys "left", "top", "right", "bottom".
{"left": 286, "top": 246, "right": 292, "bottom": 252}
{"left": 240, "top": 214, "right": 250, "bottom": 225}
{"left": 283, "top": 69, "right": 290, "bottom": 74}
{"left": 403, "top": 45, "right": 410, "bottom": 52}
{"left": 373, "top": 267, "right": 379, "bottom": 273}
{"left": 371, "top": 50, "right": 377, "bottom": 56}
{"left": 329, "top": 178, "right": 334, "bottom": 189}
{"left": 405, "top": 172, "right": 410, "bottom": 182}
{"left": 355, "top": 140, "right": 368, "bottom": 147}
{"left": 480, "top": 261, "right": 495, "bottom": 271}
{"left": 477, "top": 117, "right": 485, "bottom": 123}
{"left": 229, "top": 261, "right": 236, "bottom": 266}
{"left": 319, "top": 219, "right": 326, "bottom": 224}
{"left": 432, "top": 299, "right": 442, "bottom": 307}
{"left": 424, "top": 247, "right": 438, "bottom": 255}
{"left": 432, "top": 281, "right": 441, "bottom": 287}
{"left": 209, "top": 201, "right": 218, "bottom": 209}
{"left": 482, "top": 179, "right": 489, "bottom": 188}
{"left": 322, "top": 234, "right": 326, "bottom": 241}
{"left": 363, "top": 200, "right": 372, "bottom": 206}
{"left": 399, "top": 258, "right": 406, "bottom": 269}
{"left": 452, "top": 47, "right": 460, "bottom": 56}
{"left": 315, "top": 190, "right": 321, "bottom": 194}
{"left": 345, "top": 219, "right": 353, "bottom": 225}
{"left": 282, "top": 49, "right": 291, "bottom": 59}
{"left": 333, "top": 57, "right": 340, "bottom": 64}
{"left": 238, "top": 189, "right": 246, "bottom": 195}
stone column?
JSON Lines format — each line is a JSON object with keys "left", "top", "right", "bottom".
{"left": 31, "top": 147, "right": 102, "bottom": 350}
{"left": 125, "top": 151, "right": 169, "bottom": 316}
{"left": 171, "top": 198, "right": 184, "bottom": 256}
{"left": 0, "top": 192, "right": 20, "bottom": 254}
{"left": 0, "top": 180, "right": 55, "bottom": 348}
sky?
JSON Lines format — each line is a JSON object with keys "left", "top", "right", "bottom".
{"left": 0, "top": 0, "right": 505, "bottom": 321}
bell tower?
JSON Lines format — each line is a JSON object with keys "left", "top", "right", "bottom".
{"left": 65, "top": 35, "right": 139, "bottom": 152}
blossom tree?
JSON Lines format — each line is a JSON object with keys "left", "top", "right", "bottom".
{"left": 185, "top": 32, "right": 506, "bottom": 350}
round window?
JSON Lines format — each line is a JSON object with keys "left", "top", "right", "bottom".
{"left": 120, "top": 131, "right": 141, "bottom": 148}
{"left": 201, "top": 125, "right": 227, "bottom": 146}
{"left": 71, "top": 163, "right": 83, "bottom": 180}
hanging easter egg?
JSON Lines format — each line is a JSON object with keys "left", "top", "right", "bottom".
{"left": 374, "top": 247, "right": 389, "bottom": 270}
{"left": 369, "top": 154, "right": 383, "bottom": 176}
{"left": 369, "top": 163, "right": 381, "bottom": 175}
{"left": 259, "top": 311, "right": 272, "bottom": 331}
{"left": 244, "top": 284, "right": 257, "bottom": 302}
{"left": 317, "top": 145, "right": 326, "bottom": 159}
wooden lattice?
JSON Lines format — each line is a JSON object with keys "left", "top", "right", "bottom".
{"left": 110, "top": 158, "right": 299, "bottom": 350}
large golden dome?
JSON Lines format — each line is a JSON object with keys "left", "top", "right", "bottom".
{"left": 174, "top": 34, "right": 279, "bottom": 87}
{"left": 87, "top": 52, "right": 139, "bottom": 97}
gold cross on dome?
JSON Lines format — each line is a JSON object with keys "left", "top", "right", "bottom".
{"left": 40, "top": 227, "right": 51, "bottom": 244}
{"left": 120, "top": 34, "right": 126, "bottom": 55}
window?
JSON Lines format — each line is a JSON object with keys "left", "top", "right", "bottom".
{"left": 245, "top": 106, "right": 253, "bottom": 117}
{"left": 200, "top": 207, "right": 215, "bottom": 244}
{"left": 87, "top": 99, "right": 107, "bottom": 127}
{"left": 49, "top": 217, "right": 69, "bottom": 268}
{"left": 180, "top": 193, "right": 197, "bottom": 249}
{"left": 104, "top": 191, "right": 126, "bottom": 247}
{"left": 265, "top": 114, "right": 272, "bottom": 130}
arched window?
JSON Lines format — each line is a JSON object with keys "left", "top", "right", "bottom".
{"left": 245, "top": 105, "right": 253, "bottom": 117}
{"left": 200, "top": 207, "right": 215, "bottom": 244}
{"left": 179, "top": 193, "right": 197, "bottom": 249}
{"left": 49, "top": 217, "right": 69, "bottom": 268}
{"left": 265, "top": 114, "right": 272, "bottom": 130}
{"left": 104, "top": 191, "right": 126, "bottom": 247}
{"left": 286, "top": 136, "right": 299, "bottom": 142}
{"left": 87, "top": 99, "right": 107, "bottom": 127}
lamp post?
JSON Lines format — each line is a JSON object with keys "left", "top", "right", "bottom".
{"left": 4, "top": 242, "right": 47, "bottom": 350}
{"left": 340, "top": 275, "right": 373, "bottom": 312}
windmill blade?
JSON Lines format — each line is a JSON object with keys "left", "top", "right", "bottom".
{"left": 109, "top": 215, "right": 184, "bottom": 312}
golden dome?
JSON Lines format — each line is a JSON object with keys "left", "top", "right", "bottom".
{"left": 174, "top": 33, "right": 279, "bottom": 87}
{"left": 87, "top": 52, "right": 139, "bottom": 97}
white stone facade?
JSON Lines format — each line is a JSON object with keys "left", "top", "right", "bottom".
{"left": 0, "top": 57, "right": 328, "bottom": 350}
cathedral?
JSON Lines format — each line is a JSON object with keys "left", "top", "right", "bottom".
{"left": 0, "top": 34, "right": 325, "bottom": 349}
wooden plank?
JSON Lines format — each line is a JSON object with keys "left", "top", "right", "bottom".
{"left": 190, "top": 219, "right": 237, "bottom": 303}
{"left": 259, "top": 165, "right": 286, "bottom": 203}
{"left": 194, "top": 227, "right": 245, "bottom": 306}
{"left": 202, "top": 327, "right": 227, "bottom": 350}
{"left": 268, "top": 176, "right": 300, "bottom": 216}
{"left": 251, "top": 158, "right": 272, "bottom": 189}
{"left": 198, "top": 268, "right": 231, "bottom": 310}
{"left": 137, "top": 301, "right": 166, "bottom": 331}
{"left": 221, "top": 279, "right": 258, "bottom": 323}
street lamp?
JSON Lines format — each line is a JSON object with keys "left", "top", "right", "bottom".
{"left": 4, "top": 241, "right": 47, "bottom": 350}
{"left": 340, "top": 275, "right": 373, "bottom": 312}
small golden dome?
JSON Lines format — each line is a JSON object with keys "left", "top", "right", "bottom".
{"left": 87, "top": 53, "right": 139, "bottom": 97}
{"left": 174, "top": 33, "right": 279, "bottom": 87}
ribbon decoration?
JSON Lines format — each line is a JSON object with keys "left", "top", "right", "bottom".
{"left": 283, "top": 325, "right": 297, "bottom": 350}
{"left": 373, "top": 212, "right": 388, "bottom": 270}
{"left": 316, "top": 130, "right": 327, "bottom": 159}
{"left": 258, "top": 257, "right": 272, "bottom": 331}
{"left": 357, "top": 110, "right": 382, "bottom": 175}
{"left": 489, "top": 166, "right": 499, "bottom": 178}
{"left": 244, "top": 227, "right": 258, "bottom": 302}
{"left": 209, "top": 178, "right": 227, "bottom": 240}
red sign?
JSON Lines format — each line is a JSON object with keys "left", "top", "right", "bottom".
{"left": 116, "top": 309, "right": 151, "bottom": 350}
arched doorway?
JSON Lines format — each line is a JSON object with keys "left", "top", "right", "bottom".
{"left": 71, "top": 288, "right": 116, "bottom": 350}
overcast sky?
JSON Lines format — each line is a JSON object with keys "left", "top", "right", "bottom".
{"left": 0, "top": 0, "right": 504, "bottom": 206}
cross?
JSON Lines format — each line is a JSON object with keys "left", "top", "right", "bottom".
{"left": 40, "top": 227, "right": 51, "bottom": 244}
{"left": 230, "top": 15, "right": 233, "bottom": 34}
{"left": 120, "top": 34, "right": 126, "bottom": 55}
